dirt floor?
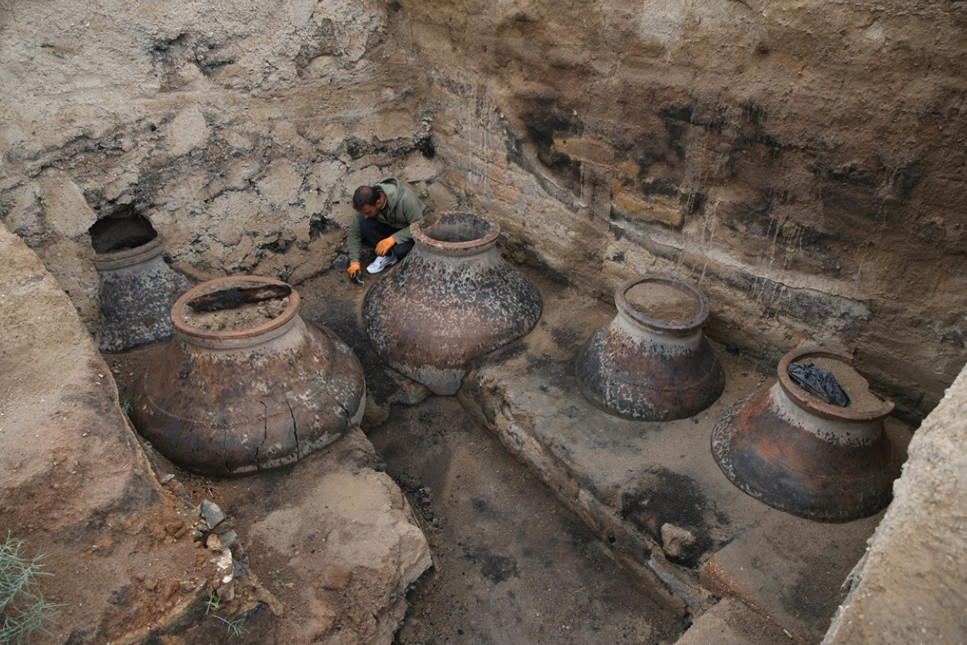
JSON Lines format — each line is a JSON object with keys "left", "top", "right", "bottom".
{"left": 99, "top": 261, "right": 689, "bottom": 644}
{"left": 368, "top": 398, "right": 686, "bottom": 644}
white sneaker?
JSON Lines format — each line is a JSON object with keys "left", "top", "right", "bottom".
{"left": 367, "top": 254, "right": 398, "bottom": 274}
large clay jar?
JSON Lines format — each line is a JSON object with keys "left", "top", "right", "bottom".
{"left": 576, "top": 274, "right": 725, "bottom": 421}
{"left": 711, "top": 346, "right": 900, "bottom": 522}
{"left": 132, "top": 276, "right": 365, "bottom": 477}
{"left": 362, "top": 211, "right": 543, "bottom": 395}
{"left": 94, "top": 231, "right": 192, "bottom": 353}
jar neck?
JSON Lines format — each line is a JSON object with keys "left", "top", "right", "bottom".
{"left": 769, "top": 382, "right": 885, "bottom": 446}
{"left": 412, "top": 211, "right": 501, "bottom": 258}
{"left": 612, "top": 309, "right": 704, "bottom": 351}
{"left": 177, "top": 313, "right": 303, "bottom": 351}
{"left": 93, "top": 235, "right": 165, "bottom": 272}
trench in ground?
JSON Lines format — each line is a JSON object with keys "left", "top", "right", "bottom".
{"left": 303, "top": 266, "right": 690, "bottom": 643}
{"left": 103, "top": 244, "right": 908, "bottom": 644}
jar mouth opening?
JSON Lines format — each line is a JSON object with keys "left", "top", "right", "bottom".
{"left": 413, "top": 211, "right": 500, "bottom": 250}
{"left": 777, "top": 346, "right": 894, "bottom": 420}
{"left": 615, "top": 274, "right": 708, "bottom": 332}
{"left": 172, "top": 276, "right": 299, "bottom": 342}
{"left": 96, "top": 231, "right": 158, "bottom": 254}
{"left": 90, "top": 209, "right": 159, "bottom": 255}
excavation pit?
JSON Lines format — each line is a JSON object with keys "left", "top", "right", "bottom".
{"left": 101, "top": 264, "right": 912, "bottom": 644}
{"left": 4, "top": 1, "right": 967, "bottom": 641}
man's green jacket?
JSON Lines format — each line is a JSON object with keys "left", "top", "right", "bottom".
{"left": 348, "top": 177, "right": 428, "bottom": 263}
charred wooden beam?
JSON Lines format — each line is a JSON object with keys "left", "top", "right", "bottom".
{"left": 187, "top": 284, "right": 292, "bottom": 312}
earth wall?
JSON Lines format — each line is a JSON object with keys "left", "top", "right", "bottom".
{"left": 1, "top": 0, "right": 964, "bottom": 420}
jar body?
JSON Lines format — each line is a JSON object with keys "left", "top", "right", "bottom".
{"left": 711, "top": 347, "right": 900, "bottom": 522}
{"left": 363, "top": 211, "right": 543, "bottom": 395}
{"left": 94, "top": 234, "right": 192, "bottom": 353}
{"left": 576, "top": 274, "right": 724, "bottom": 421}
{"left": 132, "top": 277, "right": 365, "bottom": 477}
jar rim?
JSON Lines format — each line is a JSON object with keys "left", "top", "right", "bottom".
{"left": 92, "top": 233, "right": 165, "bottom": 271}
{"left": 777, "top": 346, "right": 894, "bottom": 421}
{"left": 614, "top": 273, "right": 709, "bottom": 333}
{"left": 412, "top": 211, "right": 500, "bottom": 253}
{"left": 171, "top": 275, "right": 300, "bottom": 344}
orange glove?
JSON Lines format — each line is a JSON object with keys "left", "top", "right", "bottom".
{"left": 375, "top": 237, "right": 396, "bottom": 256}
{"left": 347, "top": 261, "right": 361, "bottom": 279}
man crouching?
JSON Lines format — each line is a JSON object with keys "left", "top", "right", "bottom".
{"left": 347, "top": 177, "right": 429, "bottom": 280}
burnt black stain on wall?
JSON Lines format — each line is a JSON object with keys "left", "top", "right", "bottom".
{"left": 810, "top": 157, "right": 923, "bottom": 224}
{"left": 719, "top": 99, "right": 926, "bottom": 242}
{"left": 520, "top": 96, "right": 584, "bottom": 186}
{"left": 521, "top": 96, "right": 727, "bottom": 229}
{"left": 309, "top": 213, "right": 341, "bottom": 238}
{"left": 662, "top": 98, "right": 927, "bottom": 271}
{"left": 658, "top": 103, "right": 700, "bottom": 163}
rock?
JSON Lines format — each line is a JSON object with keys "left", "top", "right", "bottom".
{"left": 661, "top": 523, "right": 697, "bottom": 560}
{"left": 200, "top": 500, "right": 227, "bottom": 530}
{"left": 244, "top": 433, "right": 433, "bottom": 644}
{"left": 210, "top": 546, "right": 236, "bottom": 602}
{"left": 214, "top": 525, "right": 240, "bottom": 550}
{"left": 0, "top": 225, "right": 206, "bottom": 643}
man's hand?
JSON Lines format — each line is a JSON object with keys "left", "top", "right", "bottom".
{"left": 375, "top": 237, "right": 396, "bottom": 256}
{"left": 348, "top": 261, "right": 361, "bottom": 280}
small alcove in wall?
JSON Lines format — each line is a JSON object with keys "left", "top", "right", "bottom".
{"left": 89, "top": 205, "right": 158, "bottom": 254}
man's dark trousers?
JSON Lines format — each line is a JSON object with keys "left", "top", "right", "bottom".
{"left": 359, "top": 217, "right": 414, "bottom": 259}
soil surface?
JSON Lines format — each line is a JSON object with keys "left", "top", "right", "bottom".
{"left": 368, "top": 398, "right": 685, "bottom": 644}
{"left": 101, "top": 262, "right": 688, "bottom": 644}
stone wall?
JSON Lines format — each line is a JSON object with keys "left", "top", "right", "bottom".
{"left": 1, "top": 0, "right": 965, "bottom": 420}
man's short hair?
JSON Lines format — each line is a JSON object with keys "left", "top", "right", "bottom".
{"left": 352, "top": 185, "right": 383, "bottom": 210}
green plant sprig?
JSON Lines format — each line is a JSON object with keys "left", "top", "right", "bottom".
{"left": 0, "top": 533, "right": 60, "bottom": 645}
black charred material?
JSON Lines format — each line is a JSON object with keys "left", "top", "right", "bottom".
{"left": 788, "top": 362, "right": 850, "bottom": 407}
{"left": 187, "top": 284, "right": 292, "bottom": 312}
